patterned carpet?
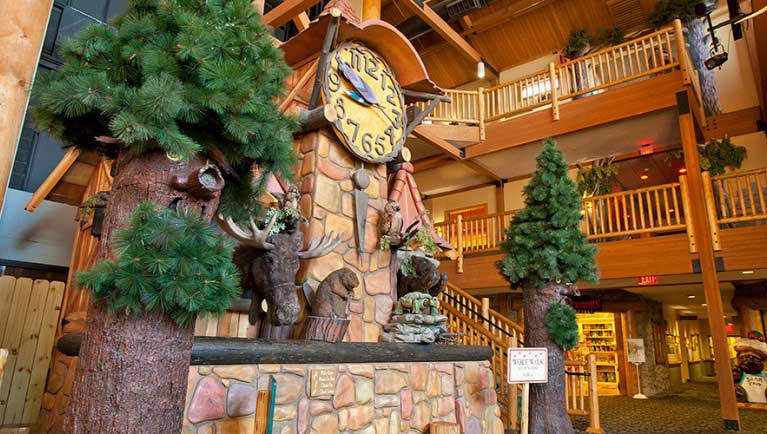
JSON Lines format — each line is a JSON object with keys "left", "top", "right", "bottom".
{"left": 569, "top": 378, "right": 767, "bottom": 434}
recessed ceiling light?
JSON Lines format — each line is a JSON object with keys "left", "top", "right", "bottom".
{"left": 678, "top": 167, "right": 687, "bottom": 174}
{"left": 688, "top": 295, "right": 696, "bottom": 299}
{"left": 742, "top": 270, "right": 754, "bottom": 275}
{"left": 702, "top": 303, "right": 707, "bottom": 307}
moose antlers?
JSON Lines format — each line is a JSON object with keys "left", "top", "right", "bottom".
{"left": 216, "top": 213, "right": 278, "bottom": 250}
{"left": 298, "top": 232, "right": 345, "bottom": 259}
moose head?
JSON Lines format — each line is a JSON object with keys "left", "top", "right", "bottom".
{"left": 218, "top": 213, "right": 343, "bottom": 326}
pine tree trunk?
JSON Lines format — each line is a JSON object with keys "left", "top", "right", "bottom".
{"left": 57, "top": 151, "right": 223, "bottom": 434}
{"left": 524, "top": 282, "right": 573, "bottom": 434}
{"left": 684, "top": 18, "right": 722, "bottom": 116}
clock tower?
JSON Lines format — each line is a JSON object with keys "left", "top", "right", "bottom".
{"left": 280, "top": 0, "right": 443, "bottom": 342}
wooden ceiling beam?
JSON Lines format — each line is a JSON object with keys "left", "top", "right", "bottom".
{"left": 263, "top": 0, "right": 320, "bottom": 28}
{"left": 412, "top": 126, "right": 502, "bottom": 181}
{"left": 412, "top": 154, "right": 451, "bottom": 171}
{"left": 25, "top": 148, "right": 81, "bottom": 212}
{"left": 397, "top": 0, "right": 482, "bottom": 64}
{"left": 460, "top": 0, "right": 554, "bottom": 37}
{"left": 293, "top": 12, "right": 311, "bottom": 31}
{"left": 703, "top": 106, "right": 764, "bottom": 140}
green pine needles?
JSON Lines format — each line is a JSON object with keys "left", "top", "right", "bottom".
{"left": 545, "top": 303, "right": 579, "bottom": 350}
{"left": 496, "top": 139, "right": 598, "bottom": 290}
{"left": 77, "top": 202, "right": 240, "bottom": 327}
{"left": 32, "top": 0, "right": 297, "bottom": 221}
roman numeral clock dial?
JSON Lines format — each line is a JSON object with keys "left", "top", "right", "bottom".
{"left": 322, "top": 42, "right": 407, "bottom": 163}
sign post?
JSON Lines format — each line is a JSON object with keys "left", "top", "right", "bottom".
{"left": 627, "top": 338, "right": 648, "bottom": 399}
{"left": 508, "top": 348, "right": 548, "bottom": 434}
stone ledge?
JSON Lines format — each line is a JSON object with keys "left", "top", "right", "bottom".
{"left": 58, "top": 334, "right": 492, "bottom": 365}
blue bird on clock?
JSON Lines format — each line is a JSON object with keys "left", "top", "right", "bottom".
{"left": 338, "top": 59, "right": 379, "bottom": 106}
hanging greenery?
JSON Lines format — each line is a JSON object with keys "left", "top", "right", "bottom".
{"left": 77, "top": 202, "right": 240, "bottom": 327}
{"left": 565, "top": 30, "right": 591, "bottom": 56}
{"left": 263, "top": 206, "right": 302, "bottom": 235}
{"left": 649, "top": 0, "right": 700, "bottom": 26}
{"left": 545, "top": 302, "right": 579, "bottom": 350}
{"left": 591, "top": 27, "right": 625, "bottom": 47}
{"left": 576, "top": 162, "right": 619, "bottom": 196}
{"left": 31, "top": 0, "right": 298, "bottom": 222}
{"left": 700, "top": 137, "right": 747, "bottom": 176}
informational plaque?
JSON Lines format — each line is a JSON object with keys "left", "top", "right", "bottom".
{"left": 309, "top": 368, "right": 337, "bottom": 397}
{"left": 627, "top": 338, "right": 646, "bottom": 364}
{"left": 507, "top": 347, "right": 548, "bottom": 384}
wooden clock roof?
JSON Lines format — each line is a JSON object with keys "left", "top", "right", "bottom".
{"left": 280, "top": 0, "right": 442, "bottom": 94}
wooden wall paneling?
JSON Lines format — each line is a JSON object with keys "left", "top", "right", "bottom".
{"left": 718, "top": 226, "right": 767, "bottom": 271}
{"left": 21, "top": 282, "right": 65, "bottom": 424}
{"left": 3, "top": 279, "right": 50, "bottom": 424}
{"left": 0, "top": 278, "right": 34, "bottom": 420}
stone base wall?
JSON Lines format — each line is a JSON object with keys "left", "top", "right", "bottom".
{"left": 181, "top": 361, "right": 503, "bottom": 434}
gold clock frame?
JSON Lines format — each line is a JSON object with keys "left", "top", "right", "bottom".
{"left": 321, "top": 41, "right": 407, "bottom": 164}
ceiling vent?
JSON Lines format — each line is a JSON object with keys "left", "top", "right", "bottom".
{"left": 445, "top": 0, "right": 488, "bottom": 20}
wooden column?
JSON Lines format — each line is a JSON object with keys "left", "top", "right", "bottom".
{"left": 677, "top": 90, "right": 740, "bottom": 430}
{"left": 362, "top": 0, "right": 381, "bottom": 20}
{"left": 0, "top": 0, "right": 54, "bottom": 217}
{"left": 495, "top": 182, "right": 505, "bottom": 213}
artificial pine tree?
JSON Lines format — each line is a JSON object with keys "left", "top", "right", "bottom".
{"left": 649, "top": 0, "right": 721, "bottom": 115}
{"left": 31, "top": 1, "right": 296, "bottom": 433}
{"left": 497, "top": 139, "right": 598, "bottom": 434}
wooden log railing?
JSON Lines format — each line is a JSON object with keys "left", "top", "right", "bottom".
{"left": 416, "top": 21, "right": 688, "bottom": 127}
{"left": 438, "top": 283, "right": 602, "bottom": 431}
{"left": 565, "top": 355, "right": 602, "bottom": 433}
{"left": 708, "top": 168, "right": 767, "bottom": 225}
{"left": 581, "top": 181, "right": 687, "bottom": 240}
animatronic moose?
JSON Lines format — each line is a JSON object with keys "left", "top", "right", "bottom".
{"left": 218, "top": 194, "right": 343, "bottom": 326}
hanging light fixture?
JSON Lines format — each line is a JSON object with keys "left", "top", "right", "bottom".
{"left": 477, "top": 61, "right": 486, "bottom": 79}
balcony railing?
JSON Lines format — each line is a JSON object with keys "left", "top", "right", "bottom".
{"left": 411, "top": 19, "right": 701, "bottom": 132}
{"left": 434, "top": 168, "right": 767, "bottom": 271}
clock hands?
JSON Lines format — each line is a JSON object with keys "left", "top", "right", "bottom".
{"left": 337, "top": 59, "right": 378, "bottom": 106}
{"left": 335, "top": 56, "right": 400, "bottom": 127}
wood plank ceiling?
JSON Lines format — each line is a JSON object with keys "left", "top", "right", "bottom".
{"left": 384, "top": 0, "right": 657, "bottom": 88}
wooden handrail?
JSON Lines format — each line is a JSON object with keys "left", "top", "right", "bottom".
{"left": 444, "top": 282, "right": 525, "bottom": 336}
{"left": 421, "top": 20, "right": 686, "bottom": 127}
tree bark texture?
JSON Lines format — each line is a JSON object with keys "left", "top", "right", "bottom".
{"left": 524, "top": 282, "right": 574, "bottom": 434}
{"left": 685, "top": 18, "right": 722, "bottom": 116}
{"left": 57, "top": 151, "right": 222, "bottom": 434}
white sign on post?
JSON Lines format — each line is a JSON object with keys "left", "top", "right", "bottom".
{"left": 627, "top": 338, "right": 646, "bottom": 364}
{"left": 507, "top": 347, "right": 548, "bottom": 384}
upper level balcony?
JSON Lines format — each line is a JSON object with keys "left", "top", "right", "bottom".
{"left": 434, "top": 166, "right": 767, "bottom": 289}
{"left": 406, "top": 20, "right": 721, "bottom": 182}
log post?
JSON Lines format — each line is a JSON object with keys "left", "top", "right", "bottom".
{"left": 298, "top": 105, "right": 338, "bottom": 134}
{"left": 549, "top": 62, "right": 560, "bottom": 121}
{"left": 677, "top": 90, "right": 740, "bottom": 429}
{"left": 674, "top": 19, "right": 690, "bottom": 85}
{"left": 509, "top": 335, "right": 519, "bottom": 429}
{"left": 477, "top": 87, "right": 486, "bottom": 140}
{"left": 701, "top": 171, "right": 721, "bottom": 250}
{"left": 521, "top": 383, "right": 530, "bottom": 434}
{"left": 481, "top": 297, "right": 490, "bottom": 329}
{"left": 586, "top": 353, "right": 603, "bottom": 433}
{"left": 0, "top": 0, "right": 54, "bottom": 217}
{"left": 679, "top": 174, "right": 697, "bottom": 253}
{"left": 456, "top": 214, "right": 464, "bottom": 273}
{"left": 362, "top": 0, "right": 381, "bottom": 20}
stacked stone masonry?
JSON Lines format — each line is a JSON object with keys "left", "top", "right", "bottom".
{"left": 182, "top": 361, "right": 503, "bottom": 434}
{"left": 296, "top": 130, "right": 393, "bottom": 343}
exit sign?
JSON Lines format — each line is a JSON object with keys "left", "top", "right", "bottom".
{"left": 637, "top": 275, "right": 658, "bottom": 285}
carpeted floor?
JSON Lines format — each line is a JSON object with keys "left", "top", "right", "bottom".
{"left": 570, "top": 378, "right": 767, "bottom": 434}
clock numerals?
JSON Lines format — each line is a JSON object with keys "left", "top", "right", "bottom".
{"left": 346, "top": 118, "right": 360, "bottom": 142}
{"left": 390, "top": 109, "right": 402, "bottom": 130}
{"left": 364, "top": 56, "right": 379, "bottom": 80}
{"left": 335, "top": 97, "right": 346, "bottom": 119}
{"left": 373, "top": 134, "right": 386, "bottom": 157}
{"left": 328, "top": 70, "right": 341, "bottom": 93}
{"left": 384, "top": 126, "right": 395, "bottom": 146}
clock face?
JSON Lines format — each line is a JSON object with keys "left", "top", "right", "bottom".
{"left": 322, "top": 42, "right": 407, "bottom": 163}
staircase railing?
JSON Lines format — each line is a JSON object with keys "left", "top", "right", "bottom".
{"left": 439, "top": 284, "right": 523, "bottom": 428}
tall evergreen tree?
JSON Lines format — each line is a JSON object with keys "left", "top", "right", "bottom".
{"left": 497, "top": 139, "right": 598, "bottom": 434}
{"left": 649, "top": 0, "right": 722, "bottom": 115}
{"left": 31, "top": 1, "right": 296, "bottom": 433}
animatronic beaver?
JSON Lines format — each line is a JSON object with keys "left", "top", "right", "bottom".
{"left": 732, "top": 332, "right": 767, "bottom": 404}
